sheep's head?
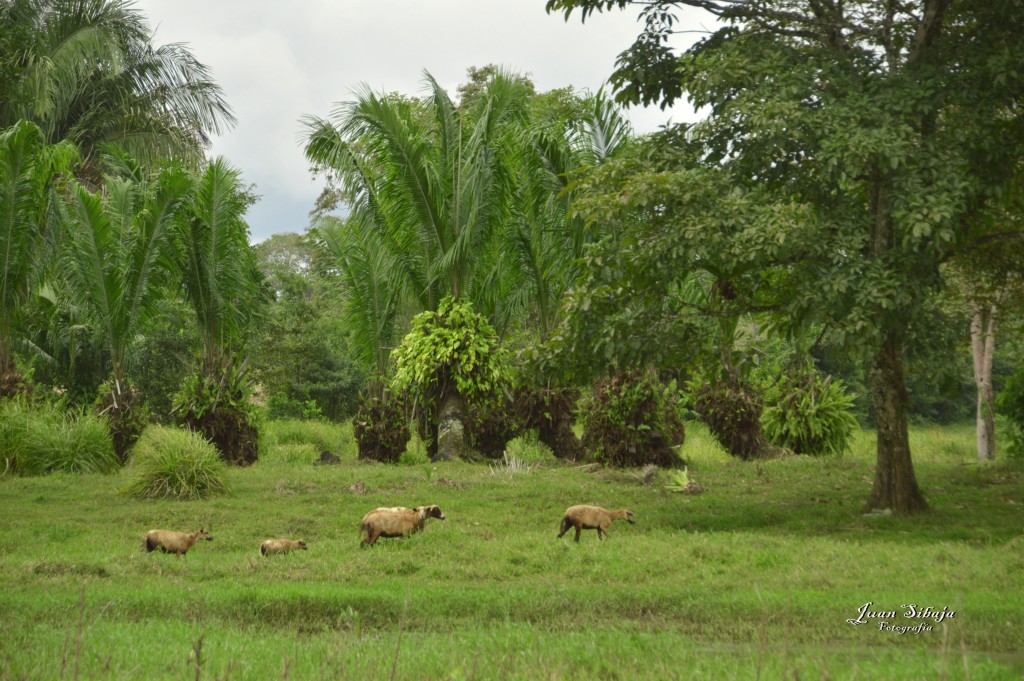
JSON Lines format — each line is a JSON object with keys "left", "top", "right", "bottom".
{"left": 416, "top": 505, "right": 446, "bottom": 520}
{"left": 198, "top": 528, "right": 214, "bottom": 541}
{"left": 624, "top": 510, "right": 635, "bottom": 524}
{"left": 297, "top": 540, "right": 308, "bottom": 550}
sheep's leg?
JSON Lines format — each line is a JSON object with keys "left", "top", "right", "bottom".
{"left": 573, "top": 526, "right": 581, "bottom": 543}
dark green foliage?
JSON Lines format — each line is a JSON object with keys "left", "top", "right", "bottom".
{"left": 693, "top": 381, "right": 771, "bottom": 461}
{"left": 174, "top": 363, "right": 261, "bottom": 466}
{"left": 762, "top": 373, "right": 858, "bottom": 457}
{"left": 130, "top": 301, "right": 199, "bottom": 422}
{"left": 511, "top": 385, "right": 583, "bottom": 460}
{"left": 466, "top": 397, "right": 517, "bottom": 459}
{"left": 253, "top": 301, "right": 364, "bottom": 422}
{"left": 352, "top": 394, "right": 409, "bottom": 463}
{"left": 998, "top": 366, "right": 1024, "bottom": 459}
{"left": 0, "top": 398, "right": 117, "bottom": 476}
{"left": 124, "top": 426, "right": 229, "bottom": 500}
{"left": 581, "top": 373, "right": 683, "bottom": 467}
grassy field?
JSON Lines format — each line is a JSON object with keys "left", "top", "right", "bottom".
{"left": 1, "top": 421, "right": 1022, "bottom": 680}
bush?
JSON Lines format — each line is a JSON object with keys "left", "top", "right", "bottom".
{"left": 998, "top": 366, "right": 1024, "bottom": 459}
{"left": 511, "top": 385, "right": 583, "bottom": 460}
{"left": 466, "top": 396, "right": 517, "bottom": 459}
{"left": 504, "top": 433, "right": 556, "bottom": 463}
{"left": 352, "top": 393, "right": 410, "bottom": 463}
{"left": 266, "top": 395, "right": 325, "bottom": 421}
{"left": 0, "top": 399, "right": 118, "bottom": 476}
{"left": 125, "top": 426, "right": 229, "bottom": 500}
{"left": 581, "top": 373, "right": 683, "bottom": 468}
{"left": 97, "top": 380, "right": 147, "bottom": 463}
{"left": 762, "top": 372, "right": 858, "bottom": 456}
{"left": 174, "top": 365, "right": 262, "bottom": 466}
{"left": 693, "top": 380, "right": 772, "bottom": 460}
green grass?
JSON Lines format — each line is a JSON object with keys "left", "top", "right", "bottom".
{"left": 1, "top": 420, "right": 1022, "bottom": 679}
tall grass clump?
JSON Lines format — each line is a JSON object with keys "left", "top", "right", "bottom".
{"left": 0, "top": 399, "right": 118, "bottom": 476}
{"left": 125, "top": 426, "right": 229, "bottom": 500}
{"left": 265, "top": 418, "right": 353, "bottom": 456}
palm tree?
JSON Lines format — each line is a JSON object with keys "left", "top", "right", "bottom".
{"left": 302, "top": 69, "right": 530, "bottom": 314}
{"left": 172, "top": 157, "right": 264, "bottom": 465}
{"left": 0, "top": 120, "right": 76, "bottom": 397}
{"left": 1, "top": 0, "right": 234, "bottom": 180}
{"left": 302, "top": 70, "right": 534, "bottom": 457}
{"left": 505, "top": 89, "right": 631, "bottom": 339}
{"left": 62, "top": 158, "right": 190, "bottom": 458}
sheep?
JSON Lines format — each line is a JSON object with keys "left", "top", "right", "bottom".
{"left": 358, "top": 505, "right": 445, "bottom": 547}
{"left": 557, "top": 505, "right": 634, "bottom": 542}
{"left": 145, "top": 528, "right": 213, "bottom": 556}
{"left": 260, "top": 538, "right": 308, "bottom": 556}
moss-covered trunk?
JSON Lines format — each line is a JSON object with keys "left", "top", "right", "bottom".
{"left": 435, "top": 390, "right": 470, "bottom": 461}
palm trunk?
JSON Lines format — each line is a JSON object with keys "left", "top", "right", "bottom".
{"left": 969, "top": 299, "right": 999, "bottom": 461}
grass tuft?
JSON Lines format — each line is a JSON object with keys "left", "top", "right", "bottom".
{"left": 124, "top": 426, "right": 229, "bottom": 500}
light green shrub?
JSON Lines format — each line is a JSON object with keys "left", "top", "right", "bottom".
{"left": 125, "top": 426, "right": 229, "bottom": 500}
{"left": 0, "top": 400, "right": 118, "bottom": 476}
{"left": 762, "top": 373, "right": 858, "bottom": 456}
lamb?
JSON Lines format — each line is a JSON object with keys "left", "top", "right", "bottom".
{"left": 557, "top": 505, "right": 634, "bottom": 542}
{"left": 358, "top": 505, "right": 445, "bottom": 547}
{"left": 260, "top": 538, "right": 308, "bottom": 556}
{"left": 145, "top": 528, "right": 213, "bottom": 556}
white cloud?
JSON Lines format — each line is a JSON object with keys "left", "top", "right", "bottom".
{"left": 135, "top": 0, "right": 709, "bottom": 240}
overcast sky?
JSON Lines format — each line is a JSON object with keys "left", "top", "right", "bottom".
{"left": 134, "top": 0, "right": 709, "bottom": 242}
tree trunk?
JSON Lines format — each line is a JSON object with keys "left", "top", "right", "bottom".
{"left": 435, "top": 390, "right": 470, "bottom": 461}
{"left": 866, "top": 172, "right": 927, "bottom": 513}
{"left": 969, "top": 299, "right": 999, "bottom": 461}
{"left": 867, "top": 333, "right": 929, "bottom": 513}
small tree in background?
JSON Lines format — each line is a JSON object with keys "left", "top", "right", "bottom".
{"left": 392, "top": 298, "right": 508, "bottom": 461}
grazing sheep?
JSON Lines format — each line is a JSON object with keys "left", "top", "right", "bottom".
{"left": 260, "top": 538, "right": 308, "bottom": 556}
{"left": 358, "top": 505, "right": 445, "bottom": 547}
{"left": 145, "top": 528, "right": 213, "bottom": 556}
{"left": 557, "top": 505, "right": 634, "bottom": 542}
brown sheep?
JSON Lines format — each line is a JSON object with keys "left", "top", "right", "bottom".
{"left": 557, "top": 505, "right": 634, "bottom": 542}
{"left": 260, "top": 538, "right": 308, "bottom": 556}
{"left": 145, "top": 528, "right": 213, "bottom": 556}
{"left": 358, "top": 505, "right": 445, "bottom": 547}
